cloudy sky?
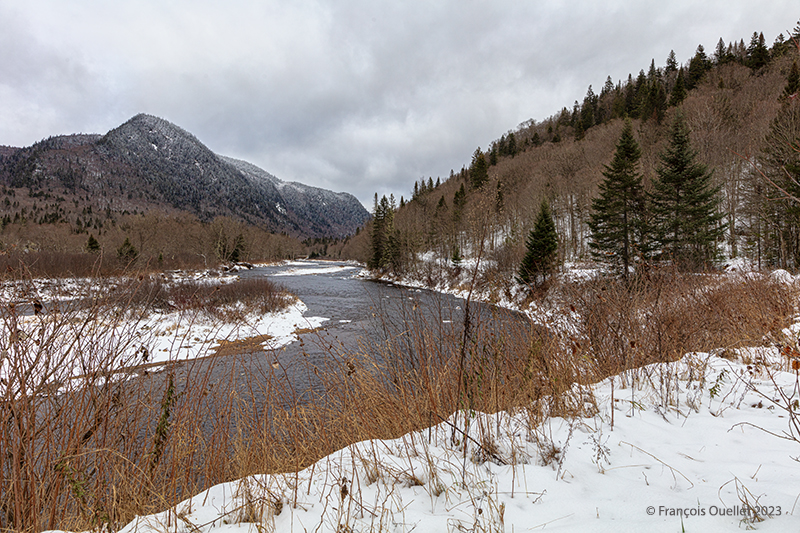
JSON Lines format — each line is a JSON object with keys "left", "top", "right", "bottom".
{"left": 0, "top": 1, "right": 796, "bottom": 207}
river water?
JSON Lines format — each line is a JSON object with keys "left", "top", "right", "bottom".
{"left": 114, "top": 257, "right": 548, "bottom": 447}
{"left": 167, "top": 259, "right": 532, "bottom": 407}
{"left": 233, "top": 260, "right": 473, "bottom": 404}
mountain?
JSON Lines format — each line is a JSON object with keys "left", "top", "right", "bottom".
{"left": 222, "top": 156, "right": 371, "bottom": 238}
{"left": 0, "top": 114, "right": 369, "bottom": 238}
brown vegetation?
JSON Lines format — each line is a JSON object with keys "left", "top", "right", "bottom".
{"left": 342, "top": 48, "right": 799, "bottom": 279}
{"left": 0, "top": 267, "right": 793, "bottom": 532}
{"left": 0, "top": 212, "right": 305, "bottom": 278}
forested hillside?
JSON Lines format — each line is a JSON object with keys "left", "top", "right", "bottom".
{"left": 0, "top": 114, "right": 371, "bottom": 271}
{"left": 344, "top": 26, "right": 800, "bottom": 287}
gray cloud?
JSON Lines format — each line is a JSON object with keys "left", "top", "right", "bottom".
{"left": 0, "top": 0, "right": 796, "bottom": 206}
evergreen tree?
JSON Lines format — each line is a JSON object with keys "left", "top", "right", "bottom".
{"left": 746, "top": 31, "right": 770, "bottom": 71}
{"left": 669, "top": 68, "right": 687, "bottom": 106}
{"left": 647, "top": 59, "right": 658, "bottom": 81}
{"left": 602, "top": 75, "right": 615, "bottom": 97}
{"left": 713, "top": 38, "right": 730, "bottom": 64}
{"left": 588, "top": 120, "right": 647, "bottom": 277}
{"left": 369, "top": 194, "right": 391, "bottom": 269}
{"left": 623, "top": 74, "right": 636, "bottom": 115}
{"left": 639, "top": 77, "right": 667, "bottom": 123}
{"left": 518, "top": 200, "right": 558, "bottom": 287}
{"left": 653, "top": 82, "right": 668, "bottom": 123}
{"left": 665, "top": 50, "right": 678, "bottom": 74}
{"left": 452, "top": 183, "right": 466, "bottom": 223}
{"left": 506, "top": 132, "right": 517, "bottom": 156}
{"left": 469, "top": 148, "right": 489, "bottom": 189}
{"left": 649, "top": 113, "right": 725, "bottom": 269}
{"left": 581, "top": 85, "right": 597, "bottom": 131}
{"left": 498, "top": 135, "right": 508, "bottom": 156}
{"left": 686, "top": 45, "right": 711, "bottom": 90}
{"left": 772, "top": 33, "right": 790, "bottom": 59}
{"left": 631, "top": 71, "right": 648, "bottom": 119}
{"left": 228, "top": 233, "right": 246, "bottom": 262}
{"left": 86, "top": 234, "right": 101, "bottom": 253}
{"left": 117, "top": 237, "right": 138, "bottom": 263}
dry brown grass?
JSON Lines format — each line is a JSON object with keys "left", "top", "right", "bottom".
{"left": 0, "top": 268, "right": 794, "bottom": 532}
{"left": 0, "top": 251, "right": 217, "bottom": 279}
{"left": 111, "top": 276, "right": 293, "bottom": 319}
{"left": 563, "top": 269, "right": 794, "bottom": 377}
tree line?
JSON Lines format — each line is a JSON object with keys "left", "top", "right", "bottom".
{"left": 349, "top": 21, "right": 800, "bottom": 286}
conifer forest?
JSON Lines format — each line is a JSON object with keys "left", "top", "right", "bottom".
{"left": 348, "top": 26, "right": 800, "bottom": 286}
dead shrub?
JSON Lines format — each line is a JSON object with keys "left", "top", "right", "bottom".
{"left": 1, "top": 267, "right": 794, "bottom": 532}
{"left": 565, "top": 269, "right": 795, "bottom": 378}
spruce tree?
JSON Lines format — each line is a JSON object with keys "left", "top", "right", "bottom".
{"left": 379, "top": 195, "right": 400, "bottom": 271}
{"left": 581, "top": 85, "right": 597, "bottom": 131}
{"left": 665, "top": 50, "right": 678, "bottom": 74}
{"left": 686, "top": 45, "right": 711, "bottom": 90}
{"left": 746, "top": 32, "right": 770, "bottom": 71}
{"left": 714, "top": 38, "right": 729, "bottom": 64}
{"left": 518, "top": 200, "right": 558, "bottom": 287}
{"left": 506, "top": 132, "right": 517, "bottom": 156}
{"left": 669, "top": 68, "right": 687, "bottom": 106}
{"left": 370, "top": 194, "right": 393, "bottom": 269}
{"left": 588, "top": 120, "right": 647, "bottom": 277}
{"left": 117, "top": 237, "right": 138, "bottom": 263}
{"left": 86, "top": 234, "right": 101, "bottom": 253}
{"left": 229, "top": 233, "right": 246, "bottom": 262}
{"left": 649, "top": 113, "right": 725, "bottom": 269}
{"left": 469, "top": 148, "right": 489, "bottom": 189}
{"left": 452, "top": 183, "right": 466, "bottom": 223}
{"left": 489, "top": 144, "right": 498, "bottom": 165}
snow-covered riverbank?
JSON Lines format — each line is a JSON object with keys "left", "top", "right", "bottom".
{"left": 49, "top": 349, "right": 800, "bottom": 532}
{"left": 27, "top": 262, "right": 800, "bottom": 531}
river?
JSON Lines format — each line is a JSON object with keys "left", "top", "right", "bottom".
{"left": 166, "top": 259, "right": 533, "bottom": 409}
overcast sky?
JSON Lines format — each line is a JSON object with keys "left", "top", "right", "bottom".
{"left": 0, "top": 1, "right": 796, "bottom": 207}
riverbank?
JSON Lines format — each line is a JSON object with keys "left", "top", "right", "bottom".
{"left": 67, "top": 349, "right": 800, "bottom": 533}
{"left": 7, "top": 260, "right": 800, "bottom": 532}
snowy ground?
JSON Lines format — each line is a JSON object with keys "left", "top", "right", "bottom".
{"left": 29, "top": 262, "right": 800, "bottom": 531}
{"left": 130, "top": 298, "right": 327, "bottom": 367}
{"left": 0, "top": 267, "right": 329, "bottom": 389}
{"left": 270, "top": 260, "right": 361, "bottom": 277}
{"left": 50, "top": 349, "right": 799, "bottom": 532}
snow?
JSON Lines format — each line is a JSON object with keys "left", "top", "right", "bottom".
{"left": 771, "top": 269, "right": 797, "bottom": 286}
{"left": 47, "top": 350, "right": 800, "bottom": 532}
{"left": 724, "top": 256, "right": 758, "bottom": 273}
{"left": 136, "top": 298, "right": 327, "bottom": 367}
{"left": 270, "top": 263, "right": 359, "bottom": 277}
{"left": 31, "top": 264, "right": 800, "bottom": 532}
{"left": 0, "top": 271, "right": 328, "bottom": 390}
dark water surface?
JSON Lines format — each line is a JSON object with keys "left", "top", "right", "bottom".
{"left": 158, "top": 260, "right": 534, "bottom": 419}
{"left": 229, "top": 260, "right": 470, "bottom": 403}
